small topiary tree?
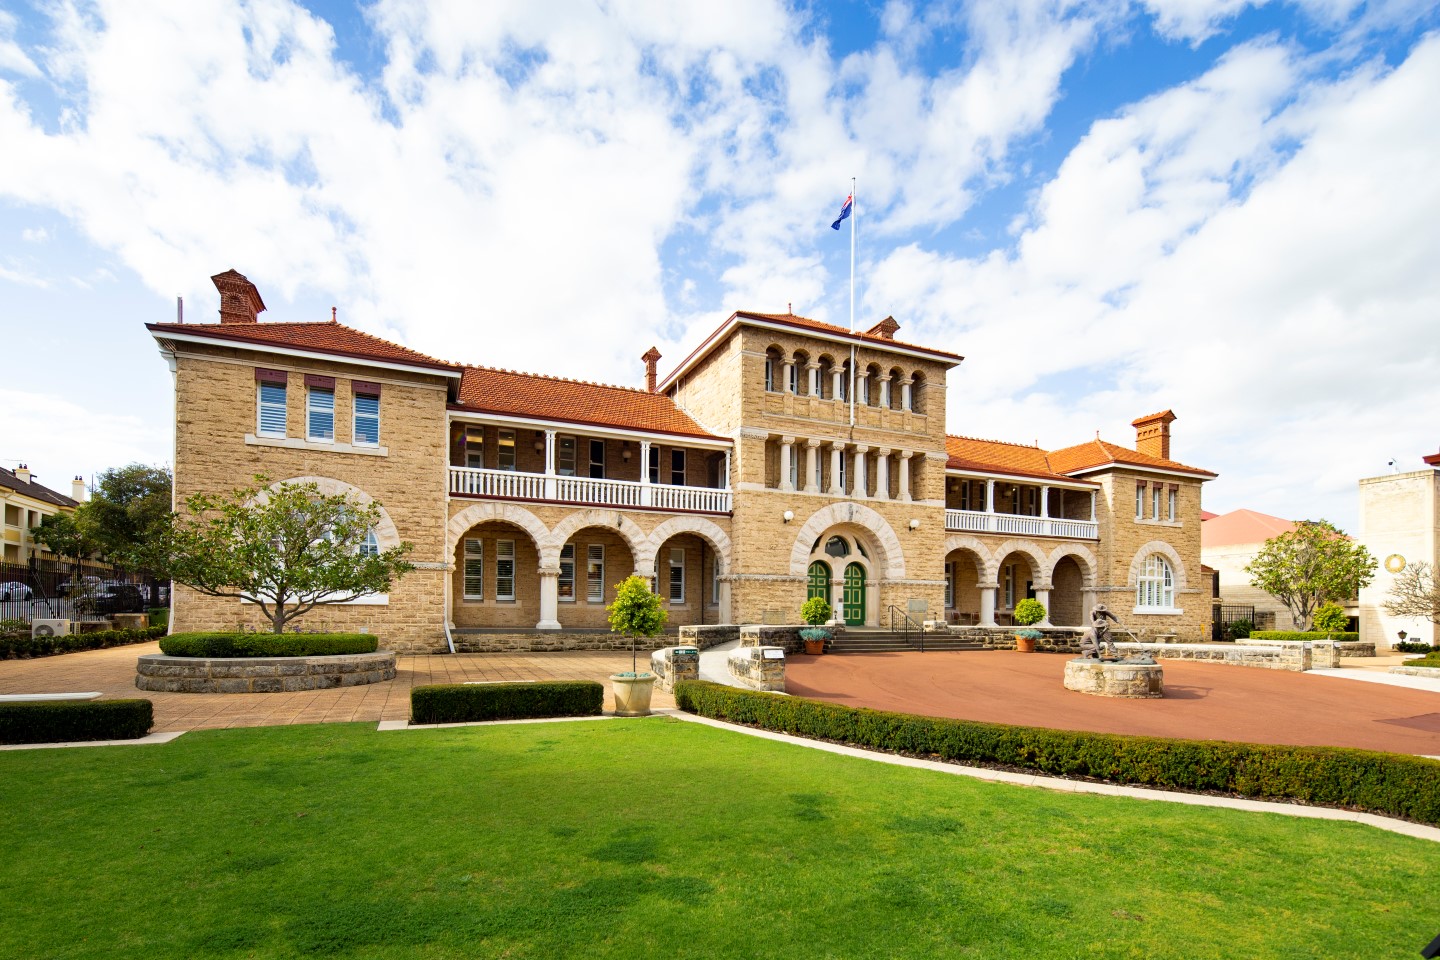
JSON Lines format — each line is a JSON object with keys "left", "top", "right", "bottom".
{"left": 1013, "top": 598, "right": 1046, "bottom": 627}
{"left": 607, "top": 575, "right": 668, "bottom": 674}
{"left": 801, "top": 596, "right": 832, "bottom": 626}
{"left": 1312, "top": 602, "right": 1348, "bottom": 636}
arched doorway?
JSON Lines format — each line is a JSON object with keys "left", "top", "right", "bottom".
{"left": 807, "top": 560, "right": 831, "bottom": 603}
{"left": 1050, "top": 555, "right": 1086, "bottom": 626}
{"left": 802, "top": 532, "right": 876, "bottom": 626}
{"left": 842, "top": 562, "right": 866, "bottom": 626}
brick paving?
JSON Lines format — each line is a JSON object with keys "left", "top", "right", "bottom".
{"left": 0, "top": 642, "right": 674, "bottom": 733}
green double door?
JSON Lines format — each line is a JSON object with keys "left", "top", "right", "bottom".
{"left": 808, "top": 560, "right": 865, "bottom": 626}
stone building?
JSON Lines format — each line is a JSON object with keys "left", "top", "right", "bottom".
{"left": 147, "top": 270, "right": 1215, "bottom": 652}
{"left": 1357, "top": 451, "right": 1440, "bottom": 648}
{"left": 1, "top": 465, "right": 85, "bottom": 563}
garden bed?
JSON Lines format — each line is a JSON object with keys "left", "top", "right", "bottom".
{"left": 136, "top": 651, "right": 395, "bottom": 693}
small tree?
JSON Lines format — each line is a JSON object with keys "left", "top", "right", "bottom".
{"left": 30, "top": 511, "right": 98, "bottom": 588}
{"left": 1383, "top": 561, "right": 1440, "bottom": 629}
{"left": 1013, "top": 598, "right": 1046, "bottom": 627}
{"left": 1312, "top": 602, "right": 1348, "bottom": 635}
{"left": 85, "top": 463, "right": 173, "bottom": 605}
{"left": 606, "top": 575, "right": 667, "bottom": 673}
{"left": 1245, "top": 520, "right": 1376, "bottom": 632}
{"left": 146, "top": 476, "right": 413, "bottom": 633}
{"left": 800, "top": 596, "right": 832, "bottom": 626}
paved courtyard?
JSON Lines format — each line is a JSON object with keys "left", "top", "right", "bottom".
{"left": 0, "top": 642, "right": 675, "bottom": 733}
{"left": 785, "top": 650, "right": 1440, "bottom": 755}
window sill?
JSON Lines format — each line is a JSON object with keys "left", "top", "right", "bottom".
{"left": 1134, "top": 518, "right": 1183, "bottom": 528}
{"left": 246, "top": 434, "right": 388, "bottom": 457}
{"left": 1131, "top": 606, "right": 1184, "bottom": 616}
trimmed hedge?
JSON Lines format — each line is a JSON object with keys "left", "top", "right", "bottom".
{"left": 1401, "top": 654, "right": 1440, "bottom": 669}
{"left": 158, "top": 632, "right": 379, "bottom": 658}
{"left": 1395, "top": 641, "right": 1436, "bottom": 654}
{"left": 1251, "top": 630, "right": 1360, "bottom": 643}
{"left": 674, "top": 680, "right": 1440, "bottom": 826}
{"left": 0, "top": 699, "right": 153, "bottom": 745}
{"left": 0, "top": 625, "right": 166, "bottom": 660}
{"left": 411, "top": 682, "right": 604, "bottom": 724}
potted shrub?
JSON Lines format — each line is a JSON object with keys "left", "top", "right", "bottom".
{"left": 605, "top": 575, "right": 667, "bottom": 716}
{"left": 1012, "top": 598, "right": 1046, "bottom": 652}
{"left": 800, "top": 597, "right": 832, "bottom": 654}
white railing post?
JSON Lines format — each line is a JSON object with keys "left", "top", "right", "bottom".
{"left": 640, "top": 440, "right": 652, "bottom": 506}
{"left": 544, "top": 430, "right": 557, "bottom": 500}
{"left": 1040, "top": 484, "right": 1050, "bottom": 519}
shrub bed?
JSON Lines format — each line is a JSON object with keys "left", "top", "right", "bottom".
{"left": 411, "top": 682, "right": 604, "bottom": 724}
{"left": 1251, "top": 630, "right": 1360, "bottom": 643}
{"left": 0, "top": 625, "right": 166, "bottom": 660}
{"left": 0, "top": 699, "right": 153, "bottom": 745}
{"left": 158, "top": 633, "right": 379, "bottom": 658}
{"left": 674, "top": 680, "right": 1440, "bottom": 826}
{"left": 1396, "top": 641, "right": 1437, "bottom": 654}
{"left": 1401, "top": 653, "right": 1440, "bottom": 669}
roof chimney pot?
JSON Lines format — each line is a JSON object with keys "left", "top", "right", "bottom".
{"left": 211, "top": 269, "right": 266, "bottom": 325}
{"left": 72, "top": 476, "right": 87, "bottom": 503}
{"left": 1132, "top": 410, "right": 1178, "bottom": 461}
{"left": 14, "top": 464, "right": 31, "bottom": 485}
{"left": 642, "top": 346, "right": 662, "bottom": 393}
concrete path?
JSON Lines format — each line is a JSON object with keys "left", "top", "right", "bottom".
{"left": 697, "top": 638, "right": 741, "bottom": 685}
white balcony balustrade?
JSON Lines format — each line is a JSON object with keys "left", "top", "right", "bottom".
{"left": 450, "top": 466, "right": 731, "bottom": 514}
{"left": 944, "top": 509, "right": 1098, "bottom": 540}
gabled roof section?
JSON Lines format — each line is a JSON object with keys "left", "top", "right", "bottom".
{"left": 147, "top": 320, "right": 462, "bottom": 375}
{"left": 1201, "top": 509, "right": 1297, "bottom": 548}
{"left": 0, "top": 468, "right": 77, "bottom": 509}
{"left": 1047, "top": 438, "right": 1217, "bottom": 479}
{"left": 945, "top": 435, "right": 1096, "bottom": 485}
{"left": 454, "top": 366, "right": 725, "bottom": 440}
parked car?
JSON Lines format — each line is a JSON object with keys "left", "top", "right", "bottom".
{"left": 0, "top": 582, "right": 32, "bottom": 602}
{"left": 56, "top": 576, "right": 102, "bottom": 598}
{"left": 78, "top": 583, "right": 147, "bottom": 616}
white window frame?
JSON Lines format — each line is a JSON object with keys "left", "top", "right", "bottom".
{"left": 586, "top": 545, "right": 604, "bottom": 602}
{"left": 788, "top": 362, "right": 799, "bottom": 394}
{"left": 464, "top": 426, "right": 485, "bottom": 468}
{"left": 1136, "top": 554, "right": 1175, "bottom": 609}
{"left": 764, "top": 356, "right": 775, "bottom": 392}
{"left": 559, "top": 543, "right": 576, "bottom": 602}
{"left": 495, "top": 539, "right": 515, "bottom": 602}
{"left": 463, "top": 538, "right": 484, "bottom": 601}
{"left": 858, "top": 377, "right": 869, "bottom": 405}
{"left": 589, "top": 439, "right": 606, "bottom": 479}
{"left": 1003, "top": 564, "right": 1015, "bottom": 610}
{"left": 838, "top": 450, "right": 847, "bottom": 492}
{"left": 1135, "top": 482, "right": 1145, "bottom": 520}
{"left": 945, "top": 561, "right": 954, "bottom": 608}
{"left": 1168, "top": 487, "right": 1178, "bottom": 521}
{"left": 307, "top": 385, "right": 335, "bottom": 442}
{"left": 648, "top": 446, "right": 660, "bottom": 484}
{"left": 1152, "top": 486, "right": 1162, "bottom": 521}
{"left": 557, "top": 436, "right": 577, "bottom": 476}
{"left": 668, "top": 547, "right": 685, "bottom": 604}
{"left": 712, "top": 556, "right": 721, "bottom": 606}
{"left": 789, "top": 448, "right": 799, "bottom": 491}
{"left": 257, "top": 381, "right": 287, "bottom": 438}
{"left": 498, "top": 430, "right": 516, "bottom": 471}
{"left": 358, "top": 530, "right": 379, "bottom": 558}
{"left": 353, "top": 392, "right": 380, "bottom": 447}
{"left": 670, "top": 449, "right": 685, "bottom": 486}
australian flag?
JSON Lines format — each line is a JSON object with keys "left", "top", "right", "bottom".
{"left": 830, "top": 193, "right": 853, "bottom": 230}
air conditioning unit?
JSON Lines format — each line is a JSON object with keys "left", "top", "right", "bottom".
{"left": 32, "top": 619, "right": 73, "bottom": 638}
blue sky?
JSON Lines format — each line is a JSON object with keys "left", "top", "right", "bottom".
{"left": 2, "top": 0, "right": 1438, "bottom": 531}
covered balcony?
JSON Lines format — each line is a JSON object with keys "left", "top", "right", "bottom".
{"left": 448, "top": 420, "right": 732, "bottom": 515}
{"left": 944, "top": 474, "right": 1098, "bottom": 539}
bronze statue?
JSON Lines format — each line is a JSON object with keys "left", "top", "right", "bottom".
{"left": 1078, "top": 603, "right": 1121, "bottom": 659}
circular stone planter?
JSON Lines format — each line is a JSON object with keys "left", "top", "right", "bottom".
{"left": 136, "top": 651, "right": 396, "bottom": 694}
{"left": 1063, "top": 658, "right": 1163, "bottom": 699}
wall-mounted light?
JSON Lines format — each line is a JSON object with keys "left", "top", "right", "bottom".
{"left": 533, "top": 431, "right": 545, "bottom": 454}
{"left": 783, "top": 510, "right": 795, "bottom": 523}
{"left": 622, "top": 442, "right": 632, "bottom": 462}
{"left": 908, "top": 518, "right": 921, "bottom": 530}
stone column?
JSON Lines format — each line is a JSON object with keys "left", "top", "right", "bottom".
{"left": 639, "top": 439, "right": 652, "bottom": 506}
{"left": 722, "top": 449, "right": 731, "bottom": 489}
{"left": 1040, "top": 484, "right": 1050, "bottom": 519}
{"left": 779, "top": 436, "right": 795, "bottom": 492}
{"left": 536, "top": 566, "right": 561, "bottom": 630}
{"left": 856, "top": 372, "right": 869, "bottom": 405}
{"left": 1081, "top": 587, "right": 1097, "bottom": 619}
{"left": 878, "top": 375, "right": 891, "bottom": 408}
{"left": 900, "top": 377, "right": 913, "bottom": 412}
{"left": 544, "top": 429, "right": 557, "bottom": 499}
{"left": 718, "top": 574, "right": 733, "bottom": 624}
{"left": 828, "top": 442, "right": 844, "bottom": 495}
{"left": 898, "top": 451, "right": 912, "bottom": 502}
{"left": 1089, "top": 491, "right": 1097, "bottom": 521}
{"left": 804, "top": 439, "right": 821, "bottom": 493}
{"left": 875, "top": 448, "right": 891, "bottom": 500}
{"left": 806, "top": 362, "right": 821, "bottom": 397}
{"left": 829, "top": 578, "right": 845, "bottom": 626}
{"left": 831, "top": 368, "right": 844, "bottom": 399}
{"left": 979, "top": 583, "right": 998, "bottom": 627}
{"left": 853, "top": 445, "right": 869, "bottom": 499}
{"left": 985, "top": 479, "right": 995, "bottom": 513}
{"left": 1034, "top": 585, "right": 1053, "bottom": 626}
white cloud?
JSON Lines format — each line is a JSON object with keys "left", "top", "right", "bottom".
{"left": 0, "top": 388, "right": 168, "bottom": 499}
{"left": 0, "top": 10, "right": 41, "bottom": 77}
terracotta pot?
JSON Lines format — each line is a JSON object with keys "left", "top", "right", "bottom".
{"left": 803, "top": 639, "right": 826, "bottom": 655}
{"left": 610, "top": 673, "right": 656, "bottom": 716}
{"left": 1014, "top": 634, "right": 1037, "bottom": 653}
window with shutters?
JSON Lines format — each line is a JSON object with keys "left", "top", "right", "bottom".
{"left": 307, "top": 386, "right": 335, "bottom": 441}
{"left": 463, "top": 539, "right": 484, "bottom": 600}
{"left": 495, "top": 540, "right": 515, "bottom": 601}
{"left": 586, "top": 545, "right": 604, "bottom": 602}
{"left": 559, "top": 543, "right": 576, "bottom": 601}
{"left": 1136, "top": 554, "right": 1175, "bottom": 609}
{"left": 257, "top": 381, "right": 287, "bottom": 438}
{"left": 668, "top": 548, "right": 685, "bottom": 604}
{"left": 353, "top": 392, "right": 380, "bottom": 446}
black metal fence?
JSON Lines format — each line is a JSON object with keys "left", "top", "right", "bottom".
{"left": 0, "top": 559, "right": 165, "bottom": 624}
{"left": 1212, "top": 603, "right": 1270, "bottom": 640}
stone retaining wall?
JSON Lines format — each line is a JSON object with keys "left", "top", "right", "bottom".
{"left": 728, "top": 645, "right": 786, "bottom": 692}
{"left": 136, "top": 651, "right": 397, "bottom": 693}
{"left": 947, "top": 626, "right": 1084, "bottom": 654}
{"left": 739, "top": 624, "right": 846, "bottom": 654}
{"left": 677, "top": 625, "right": 741, "bottom": 650}
{"left": 1391, "top": 664, "right": 1440, "bottom": 679}
{"left": 1115, "top": 641, "right": 1309, "bottom": 671}
{"left": 451, "top": 632, "right": 673, "bottom": 654}
{"left": 650, "top": 646, "right": 700, "bottom": 691}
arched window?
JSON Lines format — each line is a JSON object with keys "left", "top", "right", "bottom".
{"left": 792, "top": 351, "right": 809, "bottom": 395}
{"left": 887, "top": 367, "right": 904, "bottom": 409}
{"left": 1136, "top": 554, "right": 1174, "bottom": 608}
{"left": 358, "top": 529, "right": 380, "bottom": 557}
{"left": 817, "top": 356, "right": 834, "bottom": 399}
{"left": 863, "top": 363, "right": 880, "bottom": 405}
{"left": 910, "top": 371, "right": 926, "bottom": 413}
{"left": 824, "top": 535, "right": 849, "bottom": 558}
{"left": 764, "top": 347, "right": 782, "bottom": 392}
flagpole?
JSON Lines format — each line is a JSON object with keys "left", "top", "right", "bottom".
{"left": 849, "top": 176, "right": 857, "bottom": 428}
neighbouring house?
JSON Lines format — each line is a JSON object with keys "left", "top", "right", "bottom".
{"left": 147, "top": 269, "right": 1215, "bottom": 652}
{"left": 1357, "top": 451, "right": 1440, "bottom": 648}
{"left": 0, "top": 465, "right": 85, "bottom": 564}
{"left": 1201, "top": 508, "right": 1300, "bottom": 632}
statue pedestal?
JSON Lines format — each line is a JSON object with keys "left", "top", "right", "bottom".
{"left": 1064, "top": 658, "right": 1163, "bottom": 699}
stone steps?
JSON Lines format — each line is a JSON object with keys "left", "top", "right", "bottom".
{"left": 825, "top": 635, "right": 987, "bottom": 654}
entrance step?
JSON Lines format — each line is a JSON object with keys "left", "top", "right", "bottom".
{"left": 826, "top": 635, "right": 987, "bottom": 654}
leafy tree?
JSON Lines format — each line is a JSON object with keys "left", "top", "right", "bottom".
{"left": 606, "top": 574, "right": 667, "bottom": 674}
{"left": 85, "top": 463, "right": 173, "bottom": 604}
{"left": 29, "top": 511, "right": 98, "bottom": 578}
{"left": 1013, "top": 598, "right": 1047, "bottom": 626}
{"left": 1383, "top": 561, "right": 1440, "bottom": 629}
{"left": 146, "top": 476, "right": 413, "bottom": 633}
{"left": 1245, "top": 520, "right": 1376, "bottom": 632}
{"left": 800, "top": 596, "right": 832, "bottom": 626}
{"left": 1312, "top": 602, "right": 1348, "bottom": 635}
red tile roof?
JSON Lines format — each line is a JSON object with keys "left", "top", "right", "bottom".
{"left": 454, "top": 366, "right": 723, "bottom": 439}
{"left": 1047, "top": 438, "right": 1216, "bottom": 478}
{"left": 945, "top": 435, "right": 1095, "bottom": 484}
{"left": 736, "top": 310, "right": 964, "bottom": 361}
{"left": 147, "top": 321, "right": 461, "bottom": 373}
{"left": 1200, "top": 509, "right": 1297, "bottom": 548}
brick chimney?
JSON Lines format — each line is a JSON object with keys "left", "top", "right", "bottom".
{"left": 642, "top": 346, "right": 662, "bottom": 393}
{"left": 1132, "top": 410, "right": 1177, "bottom": 460}
{"left": 72, "top": 476, "right": 87, "bottom": 502}
{"left": 211, "top": 269, "right": 266, "bottom": 325}
{"left": 865, "top": 316, "right": 900, "bottom": 340}
{"left": 14, "top": 463, "right": 31, "bottom": 485}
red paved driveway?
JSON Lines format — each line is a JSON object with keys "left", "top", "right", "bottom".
{"left": 785, "top": 650, "right": 1440, "bottom": 755}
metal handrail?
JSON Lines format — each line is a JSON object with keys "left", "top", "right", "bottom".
{"left": 887, "top": 604, "right": 924, "bottom": 652}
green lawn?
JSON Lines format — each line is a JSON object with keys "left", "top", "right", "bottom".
{"left": 1, "top": 718, "right": 1434, "bottom": 958}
